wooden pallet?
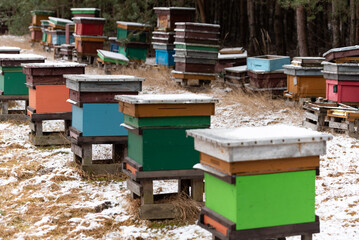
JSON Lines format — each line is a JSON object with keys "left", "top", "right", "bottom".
{"left": 72, "top": 50, "right": 96, "bottom": 64}
{"left": 327, "top": 109, "right": 359, "bottom": 137}
{"left": 28, "top": 108, "right": 71, "bottom": 146}
{"left": 174, "top": 78, "right": 212, "bottom": 87}
{"left": 123, "top": 157, "right": 204, "bottom": 220}
{"left": 302, "top": 102, "right": 357, "bottom": 131}
{"left": 199, "top": 207, "right": 319, "bottom": 240}
{"left": 96, "top": 57, "right": 123, "bottom": 74}
{"left": 0, "top": 95, "right": 29, "bottom": 121}
{"left": 69, "top": 126, "right": 127, "bottom": 175}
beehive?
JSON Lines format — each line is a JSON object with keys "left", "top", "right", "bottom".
{"left": 116, "top": 21, "right": 151, "bottom": 43}
{"left": 116, "top": 94, "right": 217, "bottom": 171}
{"left": 0, "top": 54, "right": 45, "bottom": 95}
{"left": 71, "top": 8, "right": 101, "bottom": 18}
{"left": 73, "top": 17, "right": 106, "bottom": 36}
{"left": 153, "top": 7, "right": 195, "bottom": 31}
{"left": 31, "top": 10, "right": 55, "bottom": 26}
{"left": 73, "top": 34, "right": 107, "bottom": 55}
{"left": 65, "top": 74, "right": 144, "bottom": 137}
{"left": 247, "top": 55, "right": 290, "bottom": 72}
{"left": 187, "top": 125, "right": 332, "bottom": 231}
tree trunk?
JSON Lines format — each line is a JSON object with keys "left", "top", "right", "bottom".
{"left": 239, "top": 0, "right": 248, "bottom": 47}
{"left": 350, "top": 0, "right": 356, "bottom": 45}
{"left": 197, "top": 0, "right": 206, "bottom": 23}
{"left": 332, "top": 0, "right": 340, "bottom": 47}
{"left": 274, "top": 1, "right": 285, "bottom": 55}
{"left": 247, "top": 0, "right": 256, "bottom": 55}
{"left": 296, "top": 5, "right": 308, "bottom": 56}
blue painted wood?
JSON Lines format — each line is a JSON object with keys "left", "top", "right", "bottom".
{"left": 72, "top": 103, "right": 128, "bottom": 137}
{"left": 52, "top": 34, "right": 74, "bottom": 45}
{"left": 156, "top": 50, "right": 175, "bottom": 66}
{"left": 247, "top": 55, "right": 290, "bottom": 71}
{"left": 110, "top": 42, "right": 119, "bottom": 53}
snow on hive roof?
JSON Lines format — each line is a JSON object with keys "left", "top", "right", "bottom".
{"left": 97, "top": 50, "right": 129, "bottom": 62}
{"left": 72, "top": 17, "right": 106, "bottom": 21}
{"left": 224, "top": 65, "right": 247, "bottom": 73}
{"left": 0, "top": 54, "right": 45, "bottom": 61}
{"left": 115, "top": 94, "right": 218, "bottom": 104}
{"left": 282, "top": 64, "right": 323, "bottom": 70}
{"left": 175, "top": 22, "right": 220, "bottom": 28}
{"left": 218, "top": 52, "right": 247, "bottom": 60}
{"left": 322, "top": 61, "right": 359, "bottom": 67}
{"left": 248, "top": 69, "right": 284, "bottom": 74}
{"left": 187, "top": 125, "right": 333, "bottom": 147}
{"left": 73, "top": 34, "right": 107, "bottom": 39}
{"left": 153, "top": 7, "right": 196, "bottom": 11}
{"left": 323, "top": 45, "right": 359, "bottom": 57}
{"left": 71, "top": 8, "right": 100, "bottom": 11}
{"left": 22, "top": 61, "right": 86, "bottom": 68}
{"left": 64, "top": 74, "right": 144, "bottom": 82}
{"left": 48, "top": 17, "right": 74, "bottom": 24}
{"left": 116, "top": 21, "right": 151, "bottom": 27}
{"left": 0, "top": 47, "right": 21, "bottom": 51}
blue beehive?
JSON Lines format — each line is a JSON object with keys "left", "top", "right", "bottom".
{"left": 156, "top": 49, "right": 175, "bottom": 66}
{"left": 247, "top": 55, "right": 290, "bottom": 71}
{"left": 65, "top": 74, "right": 145, "bottom": 137}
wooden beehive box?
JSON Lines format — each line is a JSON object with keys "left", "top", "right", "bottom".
{"left": 174, "top": 23, "right": 220, "bottom": 40}
{"left": 117, "top": 42, "right": 149, "bottom": 61}
{"left": 248, "top": 69, "right": 287, "bottom": 88}
{"left": 0, "top": 54, "right": 45, "bottom": 95}
{"left": 291, "top": 57, "right": 324, "bottom": 67}
{"left": 175, "top": 42, "right": 219, "bottom": 52}
{"left": 0, "top": 47, "right": 20, "bottom": 54}
{"left": 116, "top": 94, "right": 217, "bottom": 171}
{"left": 323, "top": 45, "right": 359, "bottom": 62}
{"left": 31, "top": 10, "right": 54, "bottom": 26}
{"left": 22, "top": 62, "right": 86, "bottom": 115}
{"left": 74, "top": 34, "right": 107, "bottom": 55}
{"left": 187, "top": 125, "right": 332, "bottom": 231}
{"left": 49, "top": 30, "right": 68, "bottom": 45}
{"left": 153, "top": 7, "right": 195, "bottom": 31}
{"left": 29, "top": 26, "right": 42, "bottom": 42}
{"left": 97, "top": 50, "right": 129, "bottom": 65}
{"left": 73, "top": 17, "right": 106, "bottom": 36}
{"left": 65, "top": 74, "right": 144, "bottom": 137}
{"left": 152, "top": 31, "right": 175, "bottom": 44}
{"left": 283, "top": 64, "right": 325, "bottom": 99}
{"left": 48, "top": 17, "right": 74, "bottom": 30}
{"left": 71, "top": 8, "right": 101, "bottom": 18}
{"left": 116, "top": 21, "right": 151, "bottom": 43}
{"left": 247, "top": 55, "right": 290, "bottom": 72}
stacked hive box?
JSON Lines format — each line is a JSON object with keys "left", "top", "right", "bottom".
{"left": 29, "top": 10, "right": 54, "bottom": 44}
{"left": 65, "top": 75, "right": 144, "bottom": 174}
{"left": 115, "top": 21, "right": 151, "bottom": 63}
{"left": 0, "top": 54, "right": 45, "bottom": 120}
{"left": 283, "top": 57, "right": 326, "bottom": 102}
{"left": 322, "top": 46, "right": 359, "bottom": 106}
{"left": 172, "top": 22, "right": 219, "bottom": 86}
{"left": 224, "top": 65, "right": 248, "bottom": 88}
{"left": 48, "top": 17, "right": 74, "bottom": 49}
{"left": 187, "top": 125, "right": 332, "bottom": 240}
{"left": 72, "top": 17, "right": 106, "bottom": 63}
{"left": 152, "top": 7, "right": 196, "bottom": 66}
{"left": 0, "top": 47, "right": 20, "bottom": 54}
{"left": 71, "top": 8, "right": 101, "bottom": 18}
{"left": 40, "top": 20, "right": 51, "bottom": 47}
{"left": 216, "top": 47, "right": 247, "bottom": 73}
{"left": 96, "top": 50, "right": 129, "bottom": 73}
{"left": 246, "top": 55, "right": 290, "bottom": 95}
{"left": 116, "top": 94, "right": 217, "bottom": 220}
{"left": 22, "top": 62, "right": 86, "bottom": 146}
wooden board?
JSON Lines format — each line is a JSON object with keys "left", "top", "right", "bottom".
{"left": 119, "top": 102, "right": 215, "bottom": 117}
{"left": 200, "top": 153, "right": 319, "bottom": 176}
{"left": 171, "top": 71, "right": 216, "bottom": 80}
{"left": 69, "top": 89, "right": 137, "bottom": 105}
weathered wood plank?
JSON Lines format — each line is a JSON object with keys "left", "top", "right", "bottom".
{"left": 139, "top": 204, "right": 176, "bottom": 220}
{"left": 126, "top": 179, "right": 142, "bottom": 196}
{"left": 304, "top": 111, "right": 319, "bottom": 122}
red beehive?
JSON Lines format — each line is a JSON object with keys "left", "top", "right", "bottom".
{"left": 73, "top": 17, "right": 105, "bottom": 36}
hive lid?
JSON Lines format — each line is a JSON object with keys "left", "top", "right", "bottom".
{"left": 115, "top": 94, "right": 218, "bottom": 104}
{"left": 219, "top": 47, "right": 245, "bottom": 54}
{"left": 72, "top": 34, "right": 107, "bottom": 39}
{"left": 97, "top": 50, "right": 129, "bottom": 62}
{"left": 224, "top": 65, "right": 247, "bottom": 73}
{"left": 186, "top": 125, "right": 332, "bottom": 147}
{"left": 116, "top": 21, "right": 151, "bottom": 27}
{"left": 72, "top": 17, "right": 106, "bottom": 21}
{"left": 322, "top": 61, "right": 359, "bottom": 67}
{"left": 323, "top": 45, "right": 359, "bottom": 57}
{"left": 0, "top": 47, "right": 21, "bottom": 51}
{"left": 71, "top": 8, "right": 101, "bottom": 11}
{"left": 21, "top": 61, "right": 86, "bottom": 68}
{"left": 248, "top": 69, "right": 284, "bottom": 74}
{"left": 31, "top": 10, "right": 55, "bottom": 15}
{"left": 153, "top": 7, "right": 196, "bottom": 11}
{"left": 175, "top": 22, "right": 220, "bottom": 28}
{"left": 218, "top": 52, "right": 247, "bottom": 60}
{"left": 174, "top": 42, "right": 220, "bottom": 48}
{"left": 49, "top": 17, "right": 74, "bottom": 25}
{"left": 0, "top": 54, "right": 46, "bottom": 61}
{"left": 64, "top": 74, "right": 144, "bottom": 82}
{"left": 282, "top": 64, "right": 323, "bottom": 70}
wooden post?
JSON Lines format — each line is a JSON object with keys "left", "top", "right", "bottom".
{"left": 301, "top": 234, "right": 312, "bottom": 240}
{"left": 73, "top": 153, "right": 82, "bottom": 165}
{"left": 82, "top": 144, "right": 92, "bottom": 165}
{"left": 1, "top": 100, "right": 8, "bottom": 114}
{"left": 178, "top": 179, "right": 191, "bottom": 196}
{"left": 141, "top": 180, "right": 153, "bottom": 205}
{"left": 35, "top": 121, "right": 43, "bottom": 136}
{"left": 112, "top": 144, "right": 126, "bottom": 163}
{"left": 191, "top": 178, "right": 204, "bottom": 202}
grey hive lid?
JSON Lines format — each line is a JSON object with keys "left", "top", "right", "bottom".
{"left": 282, "top": 64, "right": 323, "bottom": 70}
{"left": 64, "top": 74, "right": 145, "bottom": 82}
{"left": 153, "top": 7, "right": 196, "bottom": 11}
{"left": 175, "top": 22, "right": 220, "bottom": 28}
{"left": 115, "top": 94, "right": 218, "bottom": 104}
{"left": 116, "top": 21, "right": 151, "bottom": 27}
{"left": 323, "top": 45, "right": 359, "bottom": 57}
{"left": 0, "top": 47, "right": 21, "bottom": 51}
{"left": 187, "top": 125, "right": 332, "bottom": 147}
{"left": 72, "top": 17, "right": 106, "bottom": 21}
{"left": 48, "top": 17, "right": 74, "bottom": 24}
{"left": 0, "top": 54, "right": 45, "bottom": 61}
{"left": 322, "top": 61, "right": 359, "bottom": 67}
{"left": 97, "top": 50, "right": 129, "bottom": 62}
{"left": 71, "top": 8, "right": 101, "bottom": 11}
{"left": 22, "top": 61, "right": 86, "bottom": 68}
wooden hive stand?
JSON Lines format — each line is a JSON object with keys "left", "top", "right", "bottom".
{"left": 22, "top": 62, "right": 86, "bottom": 146}
{"left": 96, "top": 49, "right": 129, "bottom": 74}
{"left": 187, "top": 126, "right": 332, "bottom": 240}
{"left": 0, "top": 54, "right": 46, "bottom": 121}
{"left": 116, "top": 93, "right": 218, "bottom": 220}
{"left": 65, "top": 74, "right": 144, "bottom": 175}
{"left": 327, "top": 109, "right": 359, "bottom": 137}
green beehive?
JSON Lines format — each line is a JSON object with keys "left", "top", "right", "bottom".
{"left": 116, "top": 21, "right": 151, "bottom": 43}
{"left": 116, "top": 94, "right": 217, "bottom": 171}
{"left": 117, "top": 43, "right": 148, "bottom": 62}
{"left": 0, "top": 54, "right": 46, "bottom": 95}
{"left": 187, "top": 126, "right": 332, "bottom": 233}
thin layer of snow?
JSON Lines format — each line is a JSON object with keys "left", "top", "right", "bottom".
{"left": 0, "top": 54, "right": 45, "bottom": 61}
{"left": 171, "top": 70, "right": 216, "bottom": 76}
{"left": 64, "top": 74, "right": 144, "bottom": 82}
{"left": 323, "top": 45, "right": 359, "bottom": 57}
{"left": 175, "top": 22, "right": 220, "bottom": 28}
{"left": 153, "top": 7, "right": 196, "bottom": 11}
{"left": 72, "top": 17, "right": 106, "bottom": 21}
{"left": 116, "top": 21, "right": 151, "bottom": 27}
{"left": 71, "top": 8, "right": 100, "bottom": 11}
{"left": 224, "top": 65, "right": 247, "bottom": 73}
{"left": 218, "top": 52, "right": 247, "bottom": 59}
{"left": 0, "top": 47, "right": 21, "bottom": 51}
{"left": 48, "top": 17, "right": 74, "bottom": 24}
{"left": 115, "top": 93, "right": 218, "bottom": 104}
{"left": 97, "top": 50, "right": 129, "bottom": 62}
{"left": 22, "top": 61, "right": 86, "bottom": 68}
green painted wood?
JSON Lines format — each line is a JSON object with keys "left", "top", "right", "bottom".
{"left": 97, "top": 53, "right": 128, "bottom": 65}
{"left": 205, "top": 170, "right": 316, "bottom": 230}
{"left": 175, "top": 44, "right": 219, "bottom": 52}
{"left": 118, "top": 46, "right": 147, "bottom": 61}
{"left": 0, "top": 67, "right": 28, "bottom": 95}
{"left": 124, "top": 115, "right": 210, "bottom": 128}
{"left": 117, "top": 28, "right": 148, "bottom": 43}
{"left": 128, "top": 127, "right": 204, "bottom": 171}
